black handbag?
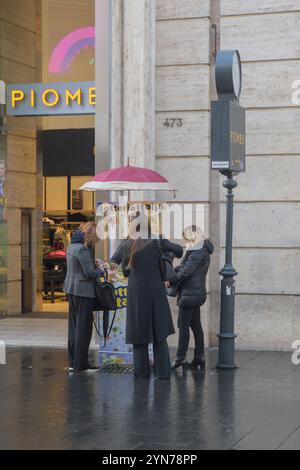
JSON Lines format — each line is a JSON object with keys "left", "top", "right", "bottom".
{"left": 157, "top": 239, "right": 178, "bottom": 283}
{"left": 94, "top": 271, "right": 117, "bottom": 311}
{"left": 166, "top": 251, "right": 191, "bottom": 297}
{"left": 93, "top": 270, "right": 117, "bottom": 347}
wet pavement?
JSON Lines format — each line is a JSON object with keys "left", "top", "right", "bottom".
{"left": 0, "top": 347, "right": 300, "bottom": 450}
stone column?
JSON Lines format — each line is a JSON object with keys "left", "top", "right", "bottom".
{"left": 112, "top": 0, "right": 156, "bottom": 172}
{"left": 208, "top": 0, "right": 221, "bottom": 347}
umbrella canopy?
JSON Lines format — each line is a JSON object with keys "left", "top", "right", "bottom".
{"left": 80, "top": 165, "right": 175, "bottom": 192}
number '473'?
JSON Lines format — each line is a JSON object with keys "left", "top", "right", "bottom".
{"left": 163, "top": 118, "right": 183, "bottom": 128}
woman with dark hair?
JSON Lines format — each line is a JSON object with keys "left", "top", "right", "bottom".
{"left": 111, "top": 221, "right": 183, "bottom": 379}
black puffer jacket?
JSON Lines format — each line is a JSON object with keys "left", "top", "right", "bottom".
{"left": 176, "top": 240, "right": 214, "bottom": 308}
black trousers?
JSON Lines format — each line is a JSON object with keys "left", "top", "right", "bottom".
{"left": 68, "top": 294, "right": 94, "bottom": 371}
{"left": 133, "top": 339, "right": 171, "bottom": 379}
{"left": 176, "top": 306, "right": 204, "bottom": 360}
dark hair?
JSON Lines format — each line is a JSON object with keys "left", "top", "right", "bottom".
{"left": 126, "top": 208, "right": 153, "bottom": 269}
{"left": 127, "top": 239, "right": 152, "bottom": 270}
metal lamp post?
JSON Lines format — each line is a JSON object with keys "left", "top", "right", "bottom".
{"left": 211, "top": 50, "right": 246, "bottom": 370}
{"left": 217, "top": 172, "right": 238, "bottom": 369}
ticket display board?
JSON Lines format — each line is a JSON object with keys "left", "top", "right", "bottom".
{"left": 211, "top": 100, "right": 246, "bottom": 173}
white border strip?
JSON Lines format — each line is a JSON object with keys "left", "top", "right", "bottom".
{"left": 80, "top": 181, "right": 175, "bottom": 191}
{"left": 212, "top": 161, "right": 230, "bottom": 169}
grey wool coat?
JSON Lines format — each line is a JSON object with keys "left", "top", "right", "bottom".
{"left": 111, "top": 239, "right": 183, "bottom": 345}
{"left": 63, "top": 231, "right": 101, "bottom": 298}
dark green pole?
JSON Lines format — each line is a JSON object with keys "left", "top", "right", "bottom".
{"left": 217, "top": 172, "right": 238, "bottom": 370}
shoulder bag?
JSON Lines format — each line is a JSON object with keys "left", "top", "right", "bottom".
{"left": 157, "top": 239, "right": 178, "bottom": 283}
{"left": 93, "top": 270, "right": 117, "bottom": 347}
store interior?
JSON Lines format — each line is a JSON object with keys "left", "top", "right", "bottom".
{"left": 40, "top": 0, "right": 96, "bottom": 314}
{"left": 42, "top": 128, "right": 95, "bottom": 313}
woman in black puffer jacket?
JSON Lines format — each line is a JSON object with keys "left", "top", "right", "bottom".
{"left": 170, "top": 226, "right": 214, "bottom": 371}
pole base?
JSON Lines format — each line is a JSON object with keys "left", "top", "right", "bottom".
{"left": 216, "top": 363, "right": 237, "bottom": 370}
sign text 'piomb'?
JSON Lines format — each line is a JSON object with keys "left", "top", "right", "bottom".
{"left": 6, "top": 81, "right": 96, "bottom": 116}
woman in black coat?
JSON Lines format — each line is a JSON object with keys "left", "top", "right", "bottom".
{"left": 170, "top": 226, "right": 214, "bottom": 371}
{"left": 111, "top": 233, "right": 183, "bottom": 379}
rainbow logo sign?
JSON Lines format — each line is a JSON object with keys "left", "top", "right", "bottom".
{"left": 49, "top": 26, "right": 95, "bottom": 75}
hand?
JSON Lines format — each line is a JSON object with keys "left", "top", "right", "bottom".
{"left": 108, "top": 267, "right": 118, "bottom": 276}
{"left": 107, "top": 262, "right": 118, "bottom": 276}
{"left": 95, "top": 259, "right": 109, "bottom": 270}
{"left": 165, "top": 281, "right": 171, "bottom": 289}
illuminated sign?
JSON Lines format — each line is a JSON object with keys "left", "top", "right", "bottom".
{"left": 49, "top": 27, "right": 95, "bottom": 75}
{"left": 6, "top": 81, "right": 96, "bottom": 116}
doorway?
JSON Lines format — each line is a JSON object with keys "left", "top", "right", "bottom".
{"left": 41, "top": 128, "right": 95, "bottom": 313}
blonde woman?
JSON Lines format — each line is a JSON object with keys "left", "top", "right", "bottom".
{"left": 170, "top": 225, "right": 214, "bottom": 371}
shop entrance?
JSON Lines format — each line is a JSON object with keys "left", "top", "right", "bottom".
{"left": 41, "top": 128, "right": 95, "bottom": 313}
{"left": 0, "top": 0, "right": 110, "bottom": 320}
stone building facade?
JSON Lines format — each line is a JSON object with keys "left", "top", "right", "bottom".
{"left": 0, "top": 0, "right": 300, "bottom": 350}
{"left": 110, "top": 0, "right": 300, "bottom": 351}
{"left": 0, "top": 0, "right": 40, "bottom": 315}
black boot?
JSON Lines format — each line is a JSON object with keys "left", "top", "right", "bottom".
{"left": 171, "top": 358, "right": 187, "bottom": 370}
{"left": 189, "top": 355, "right": 206, "bottom": 371}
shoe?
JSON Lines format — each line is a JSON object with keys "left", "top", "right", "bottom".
{"left": 86, "top": 364, "right": 100, "bottom": 371}
{"left": 73, "top": 365, "right": 100, "bottom": 374}
{"left": 189, "top": 356, "right": 206, "bottom": 371}
{"left": 85, "top": 367, "right": 100, "bottom": 374}
{"left": 171, "top": 358, "right": 187, "bottom": 370}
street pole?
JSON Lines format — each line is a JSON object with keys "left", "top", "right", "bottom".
{"left": 211, "top": 50, "right": 245, "bottom": 370}
{"left": 217, "top": 172, "right": 238, "bottom": 369}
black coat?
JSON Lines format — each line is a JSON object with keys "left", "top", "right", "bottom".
{"left": 176, "top": 240, "right": 214, "bottom": 308}
{"left": 111, "top": 239, "right": 183, "bottom": 344}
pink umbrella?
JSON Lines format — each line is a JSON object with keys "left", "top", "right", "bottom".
{"left": 80, "top": 165, "right": 175, "bottom": 192}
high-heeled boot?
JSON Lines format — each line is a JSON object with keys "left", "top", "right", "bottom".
{"left": 189, "top": 355, "right": 206, "bottom": 371}
{"left": 171, "top": 358, "right": 187, "bottom": 370}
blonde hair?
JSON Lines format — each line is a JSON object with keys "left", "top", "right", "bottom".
{"left": 80, "top": 222, "right": 99, "bottom": 247}
{"left": 183, "top": 225, "right": 204, "bottom": 247}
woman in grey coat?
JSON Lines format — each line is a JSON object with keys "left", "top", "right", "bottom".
{"left": 63, "top": 228, "right": 102, "bottom": 373}
{"left": 111, "top": 235, "right": 183, "bottom": 379}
